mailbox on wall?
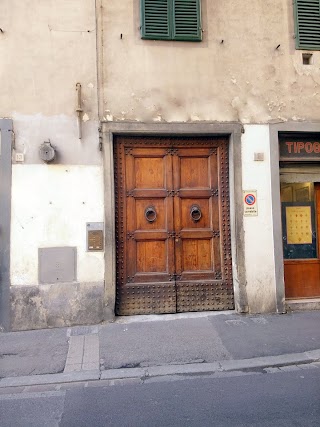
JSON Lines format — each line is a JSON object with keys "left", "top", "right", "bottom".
{"left": 86, "top": 223, "right": 104, "bottom": 251}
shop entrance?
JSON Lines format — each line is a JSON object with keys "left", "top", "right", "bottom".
{"left": 280, "top": 134, "right": 320, "bottom": 299}
{"left": 281, "top": 182, "right": 320, "bottom": 298}
{"left": 114, "top": 136, "right": 234, "bottom": 315}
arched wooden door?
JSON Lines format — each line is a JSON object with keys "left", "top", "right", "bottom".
{"left": 114, "top": 136, "right": 234, "bottom": 315}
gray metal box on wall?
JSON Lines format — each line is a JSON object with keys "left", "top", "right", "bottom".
{"left": 39, "top": 247, "right": 77, "bottom": 284}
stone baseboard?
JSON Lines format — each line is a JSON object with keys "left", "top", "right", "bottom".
{"left": 10, "top": 281, "right": 105, "bottom": 331}
{"left": 286, "top": 298, "right": 320, "bottom": 312}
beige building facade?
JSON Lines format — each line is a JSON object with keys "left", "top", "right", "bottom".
{"left": 1, "top": 0, "right": 320, "bottom": 330}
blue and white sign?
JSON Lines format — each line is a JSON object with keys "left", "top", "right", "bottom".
{"left": 243, "top": 190, "right": 258, "bottom": 216}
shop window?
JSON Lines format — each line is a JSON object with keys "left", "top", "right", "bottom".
{"left": 141, "top": 0, "right": 202, "bottom": 42}
{"left": 294, "top": 0, "right": 320, "bottom": 50}
{"left": 281, "top": 182, "right": 317, "bottom": 259}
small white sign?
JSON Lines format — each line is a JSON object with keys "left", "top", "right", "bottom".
{"left": 243, "top": 190, "right": 258, "bottom": 217}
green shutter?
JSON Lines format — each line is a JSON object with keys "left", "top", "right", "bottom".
{"left": 141, "top": 0, "right": 171, "bottom": 40}
{"left": 294, "top": 0, "right": 320, "bottom": 50}
{"left": 173, "top": 0, "right": 201, "bottom": 41}
{"left": 141, "top": 0, "right": 202, "bottom": 42}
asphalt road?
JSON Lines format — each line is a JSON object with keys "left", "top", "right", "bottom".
{"left": 0, "top": 368, "right": 320, "bottom": 426}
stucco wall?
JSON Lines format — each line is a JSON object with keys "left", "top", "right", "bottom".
{"left": 10, "top": 165, "right": 104, "bottom": 286}
{"left": 1, "top": 0, "right": 98, "bottom": 118}
{"left": 242, "top": 125, "right": 277, "bottom": 313}
{"left": 1, "top": 1, "right": 105, "bottom": 329}
{"left": 1, "top": 0, "right": 99, "bottom": 163}
{"left": 101, "top": 0, "right": 320, "bottom": 123}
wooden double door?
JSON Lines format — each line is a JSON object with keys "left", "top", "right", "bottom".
{"left": 114, "top": 136, "right": 234, "bottom": 315}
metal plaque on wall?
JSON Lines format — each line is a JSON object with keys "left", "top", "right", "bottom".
{"left": 87, "top": 223, "right": 104, "bottom": 251}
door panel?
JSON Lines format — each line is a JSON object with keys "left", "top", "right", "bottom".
{"left": 115, "top": 136, "right": 234, "bottom": 315}
{"left": 181, "top": 239, "right": 212, "bottom": 270}
{"left": 173, "top": 146, "right": 232, "bottom": 312}
{"left": 118, "top": 143, "right": 176, "bottom": 314}
{"left": 284, "top": 260, "right": 320, "bottom": 298}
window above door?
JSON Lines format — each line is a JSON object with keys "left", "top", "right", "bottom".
{"left": 140, "top": 0, "right": 202, "bottom": 42}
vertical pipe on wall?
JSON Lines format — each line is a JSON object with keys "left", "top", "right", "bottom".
{"left": 76, "top": 83, "right": 83, "bottom": 140}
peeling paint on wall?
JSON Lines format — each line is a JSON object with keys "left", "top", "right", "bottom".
{"left": 100, "top": 0, "right": 320, "bottom": 123}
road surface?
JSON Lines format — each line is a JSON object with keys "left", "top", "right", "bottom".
{"left": 0, "top": 367, "right": 319, "bottom": 426}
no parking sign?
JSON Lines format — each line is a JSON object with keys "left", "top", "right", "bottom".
{"left": 243, "top": 190, "right": 258, "bottom": 216}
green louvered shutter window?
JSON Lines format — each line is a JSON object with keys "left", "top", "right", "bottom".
{"left": 141, "top": 0, "right": 202, "bottom": 41}
{"left": 141, "top": 0, "right": 171, "bottom": 40}
{"left": 294, "top": 0, "right": 320, "bottom": 50}
{"left": 173, "top": 0, "right": 201, "bottom": 41}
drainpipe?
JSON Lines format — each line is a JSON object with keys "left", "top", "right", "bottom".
{"left": 76, "top": 83, "right": 83, "bottom": 140}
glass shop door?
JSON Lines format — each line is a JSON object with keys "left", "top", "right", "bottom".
{"left": 281, "top": 182, "right": 320, "bottom": 298}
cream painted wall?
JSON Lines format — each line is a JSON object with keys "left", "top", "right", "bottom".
{"left": 1, "top": 1, "right": 104, "bottom": 292}
{"left": 10, "top": 165, "right": 105, "bottom": 286}
{"left": 242, "top": 125, "right": 276, "bottom": 313}
{"left": 1, "top": 0, "right": 99, "bottom": 163}
{"left": 101, "top": 0, "right": 320, "bottom": 123}
{"left": 1, "top": 0, "right": 98, "bottom": 117}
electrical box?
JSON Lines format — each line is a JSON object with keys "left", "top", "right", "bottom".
{"left": 39, "top": 247, "right": 77, "bottom": 284}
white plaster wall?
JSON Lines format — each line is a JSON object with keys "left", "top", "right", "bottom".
{"left": 2, "top": 1, "right": 104, "bottom": 290}
{"left": 242, "top": 125, "right": 276, "bottom": 313}
{"left": 10, "top": 165, "right": 104, "bottom": 286}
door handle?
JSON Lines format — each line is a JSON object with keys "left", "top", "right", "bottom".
{"left": 190, "top": 205, "right": 202, "bottom": 222}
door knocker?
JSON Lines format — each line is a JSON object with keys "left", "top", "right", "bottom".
{"left": 145, "top": 206, "right": 157, "bottom": 223}
{"left": 190, "top": 204, "right": 202, "bottom": 222}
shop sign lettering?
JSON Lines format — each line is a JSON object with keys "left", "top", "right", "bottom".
{"left": 280, "top": 141, "right": 320, "bottom": 160}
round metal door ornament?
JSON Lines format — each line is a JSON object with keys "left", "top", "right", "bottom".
{"left": 145, "top": 206, "right": 157, "bottom": 223}
{"left": 190, "top": 204, "right": 202, "bottom": 222}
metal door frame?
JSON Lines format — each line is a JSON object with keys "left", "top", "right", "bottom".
{"left": 0, "top": 119, "right": 13, "bottom": 331}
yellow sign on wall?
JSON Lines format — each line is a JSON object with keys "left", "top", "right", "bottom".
{"left": 286, "top": 206, "right": 312, "bottom": 244}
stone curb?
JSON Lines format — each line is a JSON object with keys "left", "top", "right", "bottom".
{"left": 101, "top": 349, "right": 320, "bottom": 381}
{"left": 0, "top": 370, "right": 100, "bottom": 388}
{"left": 1, "top": 349, "right": 320, "bottom": 388}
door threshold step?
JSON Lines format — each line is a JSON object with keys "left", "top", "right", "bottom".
{"left": 115, "top": 310, "right": 235, "bottom": 324}
{"left": 286, "top": 298, "right": 320, "bottom": 311}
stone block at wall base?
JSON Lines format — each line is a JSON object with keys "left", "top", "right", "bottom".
{"left": 286, "top": 298, "right": 320, "bottom": 312}
{"left": 10, "top": 282, "right": 104, "bottom": 331}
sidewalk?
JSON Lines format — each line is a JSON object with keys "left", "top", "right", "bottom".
{"left": 1, "top": 310, "right": 320, "bottom": 388}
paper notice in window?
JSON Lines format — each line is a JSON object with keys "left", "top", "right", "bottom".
{"left": 286, "top": 206, "right": 313, "bottom": 245}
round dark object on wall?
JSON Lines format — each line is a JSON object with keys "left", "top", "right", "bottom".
{"left": 39, "top": 141, "right": 55, "bottom": 163}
